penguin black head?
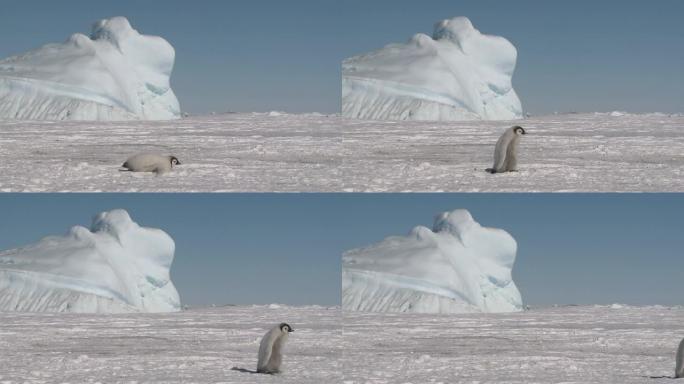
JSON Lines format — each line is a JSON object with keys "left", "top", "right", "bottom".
{"left": 170, "top": 156, "right": 181, "bottom": 166}
{"left": 279, "top": 323, "right": 294, "bottom": 333}
{"left": 513, "top": 126, "right": 526, "bottom": 135}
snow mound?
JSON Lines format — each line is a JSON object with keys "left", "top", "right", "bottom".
{"left": 0, "top": 17, "right": 180, "bottom": 121}
{"left": 343, "top": 209, "right": 522, "bottom": 313}
{"left": 0, "top": 209, "right": 180, "bottom": 313}
{"left": 342, "top": 17, "right": 522, "bottom": 121}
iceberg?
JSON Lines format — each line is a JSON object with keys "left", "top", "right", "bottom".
{"left": 0, "top": 209, "right": 181, "bottom": 313}
{"left": 342, "top": 17, "right": 522, "bottom": 121}
{"left": 343, "top": 209, "right": 522, "bottom": 313}
{"left": 0, "top": 17, "right": 180, "bottom": 121}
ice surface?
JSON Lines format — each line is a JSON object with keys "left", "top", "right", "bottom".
{"left": 343, "top": 209, "right": 522, "bottom": 313}
{"left": 0, "top": 304, "right": 679, "bottom": 383}
{"left": 0, "top": 305, "right": 341, "bottom": 383}
{"left": 341, "top": 305, "right": 684, "bottom": 383}
{"left": 0, "top": 112, "right": 683, "bottom": 192}
{"left": 0, "top": 209, "right": 180, "bottom": 313}
{"left": 342, "top": 17, "right": 522, "bottom": 121}
{"left": 0, "top": 17, "right": 180, "bottom": 121}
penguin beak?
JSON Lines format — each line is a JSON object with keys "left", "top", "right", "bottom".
{"left": 289, "top": 328, "right": 295, "bottom": 332}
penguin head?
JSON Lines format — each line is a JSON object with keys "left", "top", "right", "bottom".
{"left": 279, "top": 323, "right": 294, "bottom": 333}
{"left": 513, "top": 126, "right": 526, "bottom": 135}
{"left": 169, "top": 156, "right": 181, "bottom": 166}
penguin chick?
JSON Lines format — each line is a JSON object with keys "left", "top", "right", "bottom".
{"left": 486, "top": 126, "right": 526, "bottom": 174}
{"left": 257, "top": 323, "right": 294, "bottom": 374}
{"left": 676, "top": 337, "right": 684, "bottom": 378}
{"left": 121, "top": 153, "right": 181, "bottom": 174}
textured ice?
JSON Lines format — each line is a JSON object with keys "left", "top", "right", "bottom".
{"left": 0, "top": 112, "right": 683, "bottom": 192}
{"left": 342, "top": 17, "right": 522, "bottom": 121}
{"left": 343, "top": 209, "right": 522, "bottom": 313}
{"left": 0, "top": 209, "right": 180, "bottom": 313}
{"left": 341, "top": 306, "right": 684, "bottom": 383}
{"left": 0, "top": 305, "right": 341, "bottom": 383}
{"left": 0, "top": 17, "right": 180, "bottom": 121}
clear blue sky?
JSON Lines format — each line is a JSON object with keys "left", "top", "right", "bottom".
{"left": 0, "top": 0, "right": 681, "bottom": 114}
{"left": 0, "top": 194, "right": 682, "bottom": 307}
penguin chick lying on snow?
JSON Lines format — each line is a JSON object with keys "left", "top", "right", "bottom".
{"left": 121, "top": 153, "right": 181, "bottom": 174}
{"left": 486, "top": 126, "right": 526, "bottom": 174}
{"left": 257, "top": 323, "right": 294, "bottom": 374}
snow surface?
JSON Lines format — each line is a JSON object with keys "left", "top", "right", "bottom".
{"left": 341, "top": 305, "right": 684, "bottom": 384}
{"left": 343, "top": 209, "right": 522, "bottom": 313}
{"left": 0, "top": 304, "right": 681, "bottom": 383}
{"left": 0, "top": 112, "right": 683, "bottom": 192}
{"left": 342, "top": 17, "right": 522, "bottom": 121}
{"left": 0, "top": 209, "right": 180, "bottom": 313}
{"left": 0, "top": 305, "right": 341, "bottom": 383}
{"left": 0, "top": 17, "right": 180, "bottom": 121}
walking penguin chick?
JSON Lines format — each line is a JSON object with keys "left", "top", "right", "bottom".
{"left": 676, "top": 337, "right": 684, "bottom": 378}
{"left": 257, "top": 323, "right": 294, "bottom": 374}
{"left": 121, "top": 153, "right": 181, "bottom": 174}
{"left": 486, "top": 126, "right": 526, "bottom": 173}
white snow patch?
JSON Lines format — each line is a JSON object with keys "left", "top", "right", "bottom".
{"left": 0, "top": 112, "right": 683, "bottom": 192}
{"left": 0, "top": 209, "right": 180, "bottom": 313}
{"left": 342, "top": 305, "right": 684, "bottom": 383}
{"left": 343, "top": 209, "right": 522, "bottom": 313}
{"left": 0, "top": 306, "right": 341, "bottom": 383}
{"left": 342, "top": 16, "right": 522, "bottom": 121}
{"left": 0, "top": 17, "right": 180, "bottom": 121}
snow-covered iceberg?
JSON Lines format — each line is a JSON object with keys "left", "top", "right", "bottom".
{"left": 0, "top": 209, "right": 181, "bottom": 313}
{"left": 0, "top": 17, "right": 180, "bottom": 121}
{"left": 343, "top": 209, "right": 522, "bottom": 313}
{"left": 342, "top": 17, "right": 522, "bottom": 121}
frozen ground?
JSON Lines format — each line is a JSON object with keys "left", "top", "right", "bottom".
{"left": 341, "top": 305, "right": 684, "bottom": 384}
{"left": 0, "top": 305, "right": 341, "bottom": 383}
{"left": 0, "top": 112, "right": 682, "bottom": 192}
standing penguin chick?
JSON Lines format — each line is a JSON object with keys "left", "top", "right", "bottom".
{"left": 121, "top": 153, "right": 181, "bottom": 174}
{"left": 257, "top": 323, "right": 294, "bottom": 374}
{"left": 486, "top": 126, "right": 526, "bottom": 173}
{"left": 676, "top": 337, "right": 684, "bottom": 378}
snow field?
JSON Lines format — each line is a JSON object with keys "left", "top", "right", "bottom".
{"left": 0, "top": 305, "right": 341, "bottom": 383}
{"left": 341, "top": 305, "right": 684, "bottom": 384}
{"left": 0, "top": 112, "right": 682, "bottom": 192}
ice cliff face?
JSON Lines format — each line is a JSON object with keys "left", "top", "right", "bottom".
{"left": 342, "top": 17, "right": 522, "bottom": 121}
{"left": 0, "top": 17, "right": 180, "bottom": 121}
{"left": 343, "top": 209, "right": 522, "bottom": 313}
{"left": 0, "top": 209, "right": 181, "bottom": 313}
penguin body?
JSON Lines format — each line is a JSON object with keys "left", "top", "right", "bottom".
{"left": 487, "top": 126, "right": 526, "bottom": 173}
{"left": 257, "top": 323, "right": 294, "bottom": 374}
{"left": 121, "top": 153, "right": 180, "bottom": 173}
